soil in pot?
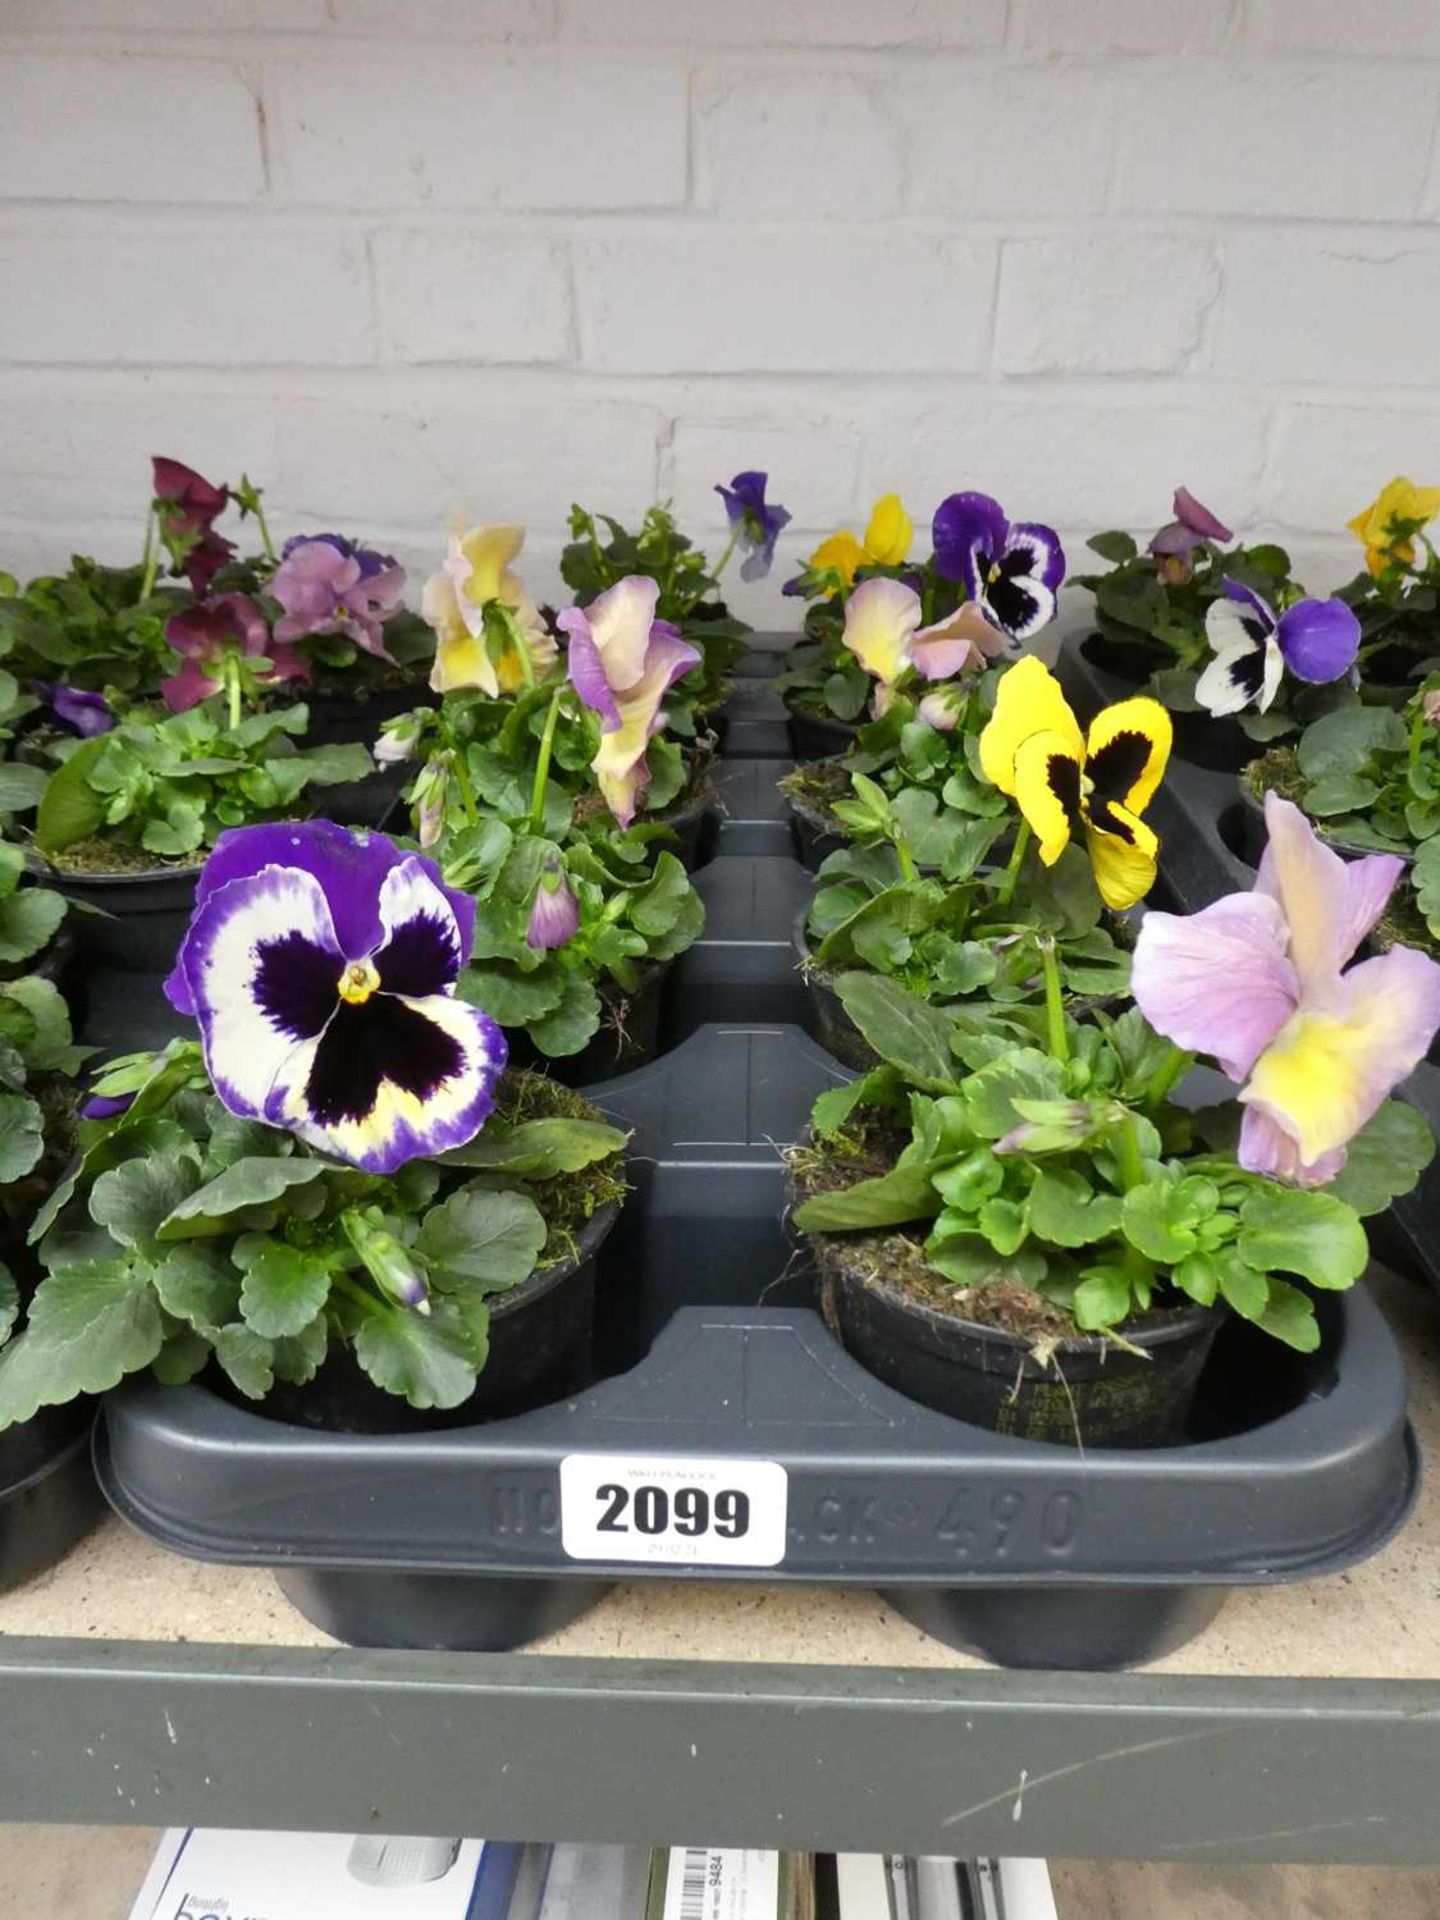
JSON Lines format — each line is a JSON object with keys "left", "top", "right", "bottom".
{"left": 504, "top": 959, "right": 673, "bottom": 1086}
{"left": 795, "top": 1121, "right": 1223, "bottom": 1449}
{"left": 1069, "top": 631, "right": 1255, "bottom": 775}
{"left": 573, "top": 767, "right": 718, "bottom": 873}
{"left": 221, "top": 1074, "right": 626, "bottom": 1436}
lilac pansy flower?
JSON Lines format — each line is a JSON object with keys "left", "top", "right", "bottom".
{"left": 558, "top": 577, "right": 701, "bottom": 828}
{"left": 714, "top": 471, "right": 791, "bottom": 582}
{"left": 33, "top": 683, "right": 115, "bottom": 738}
{"left": 164, "top": 821, "right": 504, "bottom": 1176}
{"left": 1196, "top": 579, "right": 1361, "bottom": 718}
{"left": 1149, "top": 487, "right": 1233, "bottom": 560}
{"left": 931, "top": 492, "right": 1066, "bottom": 643}
{"left": 1133, "top": 793, "right": 1440, "bottom": 1185}
{"left": 270, "top": 534, "right": 406, "bottom": 661}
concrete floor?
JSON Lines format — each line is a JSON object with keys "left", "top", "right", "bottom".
{"left": 4, "top": 1830, "right": 1440, "bottom": 1919}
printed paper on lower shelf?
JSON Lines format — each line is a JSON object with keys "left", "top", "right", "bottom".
{"left": 127, "top": 1827, "right": 525, "bottom": 1920}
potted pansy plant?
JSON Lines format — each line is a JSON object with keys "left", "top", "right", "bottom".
{"left": 561, "top": 472, "right": 789, "bottom": 731}
{"left": 791, "top": 796, "right": 1440, "bottom": 1448}
{"left": 1335, "top": 477, "right": 1440, "bottom": 683}
{"left": 1069, "top": 487, "right": 1361, "bottom": 772}
{"left": 777, "top": 491, "right": 1065, "bottom": 761}
{"left": 381, "top": 567, "right": 706, "bottom": 1082}
{"left": 796, "top": 657, "right": 1158, "bottom": 1070}
{"left": 147, "top": 459, "right": 435, "bottom": 742}
{"left": 0, "top": 966, "right": 103, "bottom": 1586}
{"left": 27, "top": 673, "right": 376, "bottom": 971}
{"left": 0, "top": 821, "right": 627, "bottom": 1439}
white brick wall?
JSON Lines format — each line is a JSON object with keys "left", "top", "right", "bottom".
{"left": 2, "top": 2, "right": 1439, "bottom": 620}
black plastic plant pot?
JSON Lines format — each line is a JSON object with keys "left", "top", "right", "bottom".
{"left": 503, "top": 960, "right": 672, "bottom": 1087}
{"left": 35, "top": 863, "right": 199, "bottom": 974}
{"left": 1234, "top": 775, "right": 1415, "bottom": 872}
{"left": 814, "top": 1248, "right": 1223, "bottom": 1449}
{"left": 792, "top": 910, "right": 877, "bottom": 1071}
{"left": 654, "top": 780, "right": 718, "bottom": 872}
{"left": 98, "top": 1021, "right": 1418, "bottom": 1672}
{"left": 0, "top": 1402, "right": 104, "bottom": 1593}
{"left": 1057, "top": 630, "right": 1253, "bottom": 776}
{"left": 301, "top": 678, "right": 437, "bottom": 748}
{"left": 783, "top": 693, "right": 860, "bottom": 763}
{"left": 787, "top": 788, "right": 846, "bottom": 875}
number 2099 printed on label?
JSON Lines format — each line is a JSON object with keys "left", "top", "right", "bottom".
{"left": 560, "top": 1454, "right": 788, "bottom": 1567}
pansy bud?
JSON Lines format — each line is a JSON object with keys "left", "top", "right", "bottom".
{"left": 81, "top": 1090, "right": 136, "bottom": 1122}
{"left": 1157, "top": 554, "right": 1193, "bottom": 588}
{"left": 411, "top": 759, "right": 449, "bottom": 849}
{"left": 1424, "top": 688, "right": 1440, "bottom": 725}
{"left": 526, "top": 860, "right": 580, "bottom": 951}
{"left": 917, "top": 686, "right": 964, "bottom": 732}
{"left": 343, "top": 1211, "right": 431, "bottom": 1315}
{"left": 375, "top": 710, "right": 423, "bottom": 766}
{"left": 994, "top": 1100, "right": 1098, "bottom": 1156}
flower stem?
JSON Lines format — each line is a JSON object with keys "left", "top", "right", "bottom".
{"left": 1410, "top": 696, "right": 1428, "bottom": 768}
{"left": 222, "top": 652, "right": 242, "bottom": 733}
{"left": 1038, "top": 934, "right": 1068, "bottom": 1064}
{"left": 529, "top": 683, "right": 567, "bottom": 836}
{"left": 995, "top": 818, "right": 1033, "bottom": 909}
{"left": 451, "top": 746, "right": 479, "bottom": 828}
{"left": 139, "top": 506, "right": 158, "bottom": 600}
{"left": 1112, "top": 1112, "right": 1147, "bottom": 1192}
{"left": 711, "top": 529, "right": 739, "bottom": 583}
{"left": 245, "top": 477, "right": 277, "bottom": 565}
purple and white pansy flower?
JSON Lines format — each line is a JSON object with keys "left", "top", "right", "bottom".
{"left": 1196, "top": 579, "right": 1361, "bottom": 718}
{"left": 931, "top": 492, "right": 1066, "bottom": 644}
{"left": 270, "top": 533, "right": 407, "bottom": 661}
{"left": 715, "top": 470, "right": 791, "bottom": 582}
{"left": 558, "top": 576, "right": 701, "bottom": 828}
{"left": 165, "top": 821, "right": 506, "bottom": 1176}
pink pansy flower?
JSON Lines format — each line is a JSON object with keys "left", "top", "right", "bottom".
{"left": 270, "top": 534, "right": 406, "bottom": 661}
{"left": 162, "top": 593, "right": 309, "bottom": 713}
{"left": 842, "top": 578, "right": 1003, "bottom": 699}
{"left": 1132, "top": 792, "right": 1440, "bottom": 1185}
{"left": 559, "top": 576, "right": 700, "bottom": 828}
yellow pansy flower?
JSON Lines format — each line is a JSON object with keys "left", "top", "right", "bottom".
{"left": 1347, "top": 477, "right": 1440, "bottom": 578}
{"left": 807, "top": 493, "right": 914, "bottom": 590}
{"left": 423, "top": 522, "right": 556, "bottom": 695}
{"left": 979, "top": 657, "right": 1172, "bottom": 911}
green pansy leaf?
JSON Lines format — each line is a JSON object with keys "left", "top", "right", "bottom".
{"left": 1256, "top": 1275, "right": 1322, "bottom": 1353}
{"left": 0, "top": 1259, "right": 165, "bottom": 1429}
{"left": 930, "top": 1147, "right": 1005, "bottom": 1215}
{"left": 415, "top": 1186, "right": 548, "bottom": 1289}
{"left": 978, "top": 1195, "right": 1028, "bottom": 1256}
{"left": 0, "top": 1262, "right": 18, "bottom": 1344}
{"left": 962, "top": 1048, "right": 1067, "bottom": 1140}
{"left": 1072, "top": 1264, "right": 1135, "bottom": 1332}
{"left": 629, "top": 852, "right": 692, "bottom": 936}
{"left": 33, "top": 734, "right": 108, "bottom": 853}
{"left": 237, "top": 1241, "right": 332, "bottom": 1338}
{"left": 1086, "top": 531, "right": 1137, "bottom": 563}
{"left": 526, "top": 973, "right": 603, "bottom": 1058}
{"left": 0, "top": 1091, "right": 44, "bottom": 1182}
{"left": 1218, "top": 1260, "right": 1269, "bottom": 1321}
{"left": 90, "top": 1152, "right": 202, "bottom": 1249}
{"left": 1297, "top": 705, "right": 1405, "bottom": 782}
{"left": 1120, "top": 1174, "right": 1219, "bottom": 1263}
{"left": 1302, "top": 773, "right": 1379, "bottom": 818}
{"left": 1326, "top": 1100, "right": 1436, "bottom": 1215}
{"left": 150, "top": 1327, "right": 211, "bottom": 1387}
{"left": 0, "top": 887, "right": 66, "bottom": 965}
{"left": 1236, "top": 1184, "right": 1367, "bottom": 1288}
{"left": 1413, "top": 837, "right": 1440, "bottom": 939}
{"left": 212, "top": 1325, "right": 275, "bottom": 1401}
{"left": 271, "top": 1316, "right": 329, "bottom": 1386}
{"left": 460, "top": 963, "right": 566, "bottom": 1026}
{"left": 156, "top": 1156, "right": 335, "bottom": 1238}
{"left": 352, "top": 1302, "right": 480, "bottom": 1411}
{"left": 923, "top": 1230, "right": 1047, "bottom": 1290}
{"left": 149, "top": 1244, "right": 241, "bottom": 1333}
{"left": 793, "top": 1163, "right": 944, "bottom": 1232}
{"left": 0, "top": 763, "right": 49, "bottom": 812}
{"left": 1028, "top": 1168, "right": 1124, "bottom": 1248}
{"left": 835, "top": 972, "right": 964, "bottom": 1092}
{"left": 439, "top": 1116, "right": 627, "bottom": 1179}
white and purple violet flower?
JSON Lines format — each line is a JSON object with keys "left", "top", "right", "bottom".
{"left": 714, "top": 470, "right": 790, "bottom": 582}
{"left": 559, "top": 577, "right": 701, "bottom": 828}
{"left": 931, "top": 491, "right": 1066, "bottom": 643}
{"left": 270, "top": 534, "right": 406, "bottom": 661}
{"left": 164, "top": 821, "right": 507, "bottom": 1175}
{"left": 1196, "top": 578, "right": 1360, "bottom": 718}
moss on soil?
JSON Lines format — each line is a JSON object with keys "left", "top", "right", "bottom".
{"left": 777, "top": 756, "right": 850, "bottom": 826}
{"left": 43, "top": 837, "right": 207, "bottom": 876}
{"left": 1372, "top": 886, "right": 1440, "bottom": 963}
{"left": 1241, "top": 745, "right": 1307, "bottom": 809}
{"left": 494, "top": 1068, "right": 628, "bottom": 1269}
